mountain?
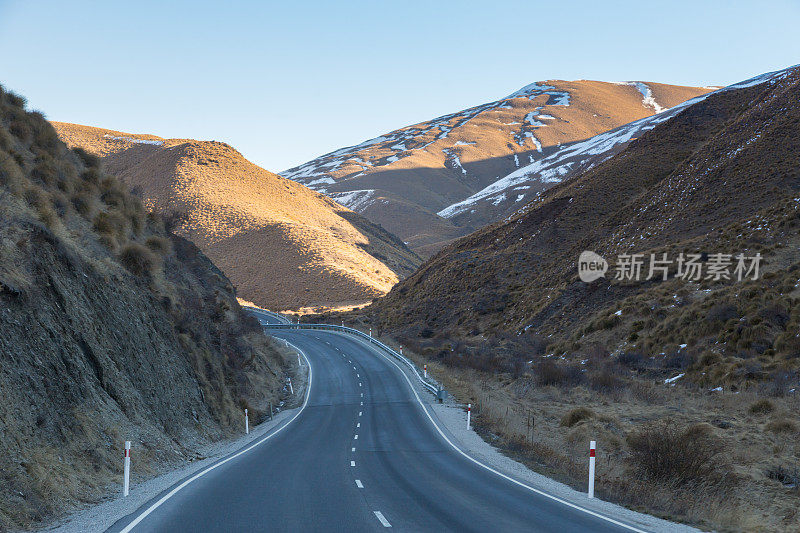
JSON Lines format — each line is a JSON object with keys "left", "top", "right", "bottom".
{"left": 52, "top": 123, "right": 421, "bottom": 311}
{"left": 0, "top": 86, "right": 289, "bottom": 529}
{"left": 350, "top": 65, "right": 800, "bottom": 530}
{"left": 283, "top": 80, "right": 715, "bottom": 255}
{"left": 368, "top": 65, "right": 800, "bottom": 384}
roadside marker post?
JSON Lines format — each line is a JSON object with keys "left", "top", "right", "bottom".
{"left": 123, "top": 441, "right": 131, "bottom": 497}
{"left": 245, "top": 409, "right": 249, "bottom": 435}
{"left": 588, "top": 440, "right": 596, "bottom": 498}
{"left": 297, "top": 353, "right": 301, "bottom": 367}
{"left": 288, "top": 377, "right": 294, "bottom": 395}
{"left": 424, "top": 364, "right": 427, "bottom": 379}
{"left": 369, "top": 328, "right": 372, "bottom": 337}
{"left": 467, "top": 404, "right": 471, "bottom": 430}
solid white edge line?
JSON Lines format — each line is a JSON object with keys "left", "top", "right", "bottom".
{"left": 119, "top": 340, "right": 314, "bottom": 533}
{"left": 374, "top": 511, "right": 392, "bottom": 527}
{"left": 344, "top": 333, "right": 648, "bottom": 533}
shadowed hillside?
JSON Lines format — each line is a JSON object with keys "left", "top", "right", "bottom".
{"left": 0, "top": 86, "right": 292, "bottom": 529}
{"left": 341, "top": 66, "right": 800, "bottom": 531}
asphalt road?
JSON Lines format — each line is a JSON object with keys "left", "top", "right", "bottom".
{"left": 109, "top": 310, "right": 643, "bottom": 532}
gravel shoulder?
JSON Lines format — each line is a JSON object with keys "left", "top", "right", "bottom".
{"left": 36, "top": 358, "right": 310, "bottom": 533}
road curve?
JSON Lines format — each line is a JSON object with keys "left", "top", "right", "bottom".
{"left": 108, "top": 311, "right": 644, "bottom": 532}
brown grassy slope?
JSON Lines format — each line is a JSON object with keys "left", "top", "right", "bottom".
{"left": 284, "top": 80, "right": 714, "bottom": 254}
{"left": 334, "top": 68, "right": 800, "bottom": 531}
{"left": 368, "top": 66, "right": 800, "bottom": 385}
{"left": 0, "top": 87, "right": 290, "bottom": 530}
{"left": 52, "top": 122, "right": 421, "bottom": 311}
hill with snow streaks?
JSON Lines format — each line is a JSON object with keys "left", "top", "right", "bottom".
{"left": 283, "top": 80, "right": 713, "bottom": 255}
{"left": 52, "top": 123, "right": 421, "bottom": 311}
{"left": 438, "top": 69, "right": 788, "bottom": 228}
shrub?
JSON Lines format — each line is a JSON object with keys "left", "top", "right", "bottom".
{"left": 535, "top": 359, "right": 584, "bottom": 387}
{"left": 93, "top": 211, "right": 127, "bottom": 240}
{"left": 748, "top": 398, "right": 774, "bottom": 415}
{"left": 73, "top": 147, "right": 100, "bottom": 168}
{"left": 765, "top": 417, "right": 798, "bottom": 434}
{"left": 627, "top": 420, "right": 726, "bottom": 483}
{"left": 560, "top": 407, "right": 594, "bottom": 427}
{"left": 70, "top": 190, "right": 94, "bottom": 217}
{"left": 145, "top": 235, "right": 172, "bottom": 255}
{"left": 118, "top": 243, "right": 159, "bottom": 276}
{"left": 589, "top": 368, "right": 625, "bottom": 393}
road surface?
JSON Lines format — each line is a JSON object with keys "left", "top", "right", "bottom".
{"left": 109, "top": 310, "right": 644, "bottom": 532}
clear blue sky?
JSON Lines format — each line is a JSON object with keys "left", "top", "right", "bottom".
{"left": 1, "top": 0, "right": 798, "bottom": 171}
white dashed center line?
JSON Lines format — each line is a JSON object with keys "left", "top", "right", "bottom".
{"left": 359, "top": 411, "right": 362, "bottom": 416}
{"left": 374, "top": 511, "right": 392, "bottom": 527}
{"left": 350, "top": 460, "right": 356, "bottom": 467}
{"left": 355, "top": 479, "right": 363, "bottom": 488}
{"left": 352, "top": 447, "right": 355, "bottom": 452}
{"left": 354, "top": 434, "right": 358, "bottom": 440}
{"left": 357, "top": 422, "right": 360, "bottom": 428}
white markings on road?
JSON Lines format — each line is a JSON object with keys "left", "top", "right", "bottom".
{"left": 360, "top": 401, "right": 363, "bottom": 406}
{"left": 351, "top": 461, "right": 356, "bottom": 467}
{"left": 374, "top": 511, "right": 392, "bottom": 527}
{"left": 118, "top": 342, "right": 315, "bottom": 533}
{"left": 355, "top": 479, "right": 364, "bottom": 488}
{"left": 352, "top": 447, "right": 356, "bottom": 452}
{"left": 360, "top": 393, "right": 363, "bottom": 397}
{"left": 357, "top": 373, "right": 360, "bottom": 377}
{"left": 359, "top": 382, "right": 362, "bottom": 387}
{"left": 354, "top": 434, "right": 358, "bottom": 440}
{"left": 352, "top": 335, "right": 648, "bottom": 533}
{"left": 359, "top": 411, "right": 362, "bottom": 416}
{"left": 357, "top": 422, "right": 360, "bottom": 428}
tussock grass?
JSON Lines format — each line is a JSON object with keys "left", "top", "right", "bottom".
{"left": 118, "top": 243, "right": 159, "bottom": 276}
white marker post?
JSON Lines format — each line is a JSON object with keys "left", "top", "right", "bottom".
{"left": 588, "top": 440, "right": 596, "bottom": 498}
{"left": 123, "top": 441, "right": 131, "bottom": 497}
{"left": 245, "top": 408, "right": 249, "bottom": 434}
{"left": 297, "top": 353, "right": 302, "bottom": 367}
{"left": 424, "top": 364, "right": 427, "bottom": 379}
{"left": 466, "top": 404, "right": 471, "bottom": 430}
{"left": 288, "top": 377, "right": 294, "bottom": 395}
{"left": 369, "top": 328, "right": 372, "bottom": 337}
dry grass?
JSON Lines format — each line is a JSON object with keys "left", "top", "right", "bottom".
{"left": 372, "top": 332, "right": 800, "bottom": 532}
{"left": 51, "top": 122, "right": 421, "bottom": 311}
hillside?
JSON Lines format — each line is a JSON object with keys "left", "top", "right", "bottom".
{"left": 370, "top": 64, "right": 800, "bottom": 382}
{"left": 283, "top": 80, "right": 714, "bottom": 255}
{"left": 0, "top": 86, "right": 293, "bottom": 529}
{"left": 52, "top": 123, "right": 421, "bottom": 312}
{"left": 346, "top": 65, "right": 800, "bottom": 530}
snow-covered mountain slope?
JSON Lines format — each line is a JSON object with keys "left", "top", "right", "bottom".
{"left": 438, "top": 66, "right": 796, "bottom": 229}
{"left": 282, "top": 80, "right": 714, "bottom": 255}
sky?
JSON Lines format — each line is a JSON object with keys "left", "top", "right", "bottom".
{"left": 1, "top": 1, "right": 798, "bottom": 171}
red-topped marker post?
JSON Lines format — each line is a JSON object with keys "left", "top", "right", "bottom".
{"left": 588, "top": 440, "right": 596, "bottom": 498}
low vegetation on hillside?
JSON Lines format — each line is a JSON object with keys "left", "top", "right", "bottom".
{"left": 0, "top": 86, "right": 291, "bottom": 529}
{"left": 334, "top": 67, "right": 800, "bottom": 531}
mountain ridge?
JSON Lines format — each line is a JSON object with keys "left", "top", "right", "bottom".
{"left": 282, "top": 79, "right": 715, "bottom": 255}
{"left": 52, "top": 122, "right": 421, "bottom": 311}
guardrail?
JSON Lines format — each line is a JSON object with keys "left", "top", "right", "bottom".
{"left": 260, "top": 322, "right": 441, "bottom": 395}
{"left": 245, "top": 307, "right": 292, "bottom": 325}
